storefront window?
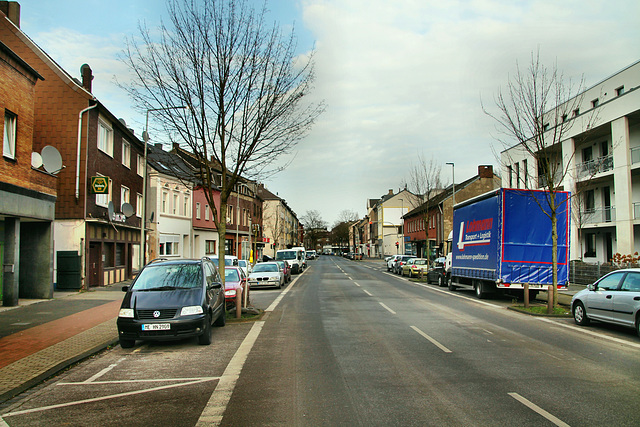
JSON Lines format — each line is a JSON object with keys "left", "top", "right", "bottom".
{"left": 104, "top": 243, "right": 114, "bottom": 268}
{"left": 116, "top": 243, "right": 125, "bottom": 266}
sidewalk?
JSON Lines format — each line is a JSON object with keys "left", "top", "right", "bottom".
{"left": 0, "top": 282, "right": 128, "bottom": 404}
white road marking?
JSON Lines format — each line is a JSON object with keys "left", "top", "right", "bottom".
{"left": 379, "top": 303, "right": 397, "bottom": 315}
{"left": 82, "top": 357, "right": 125, "bottom": 383}
{"left": 536, "top": 317, "right": 640, "bottom": 350}
{"left": 410, "top": 326, "right": 452, "bottom": 353}
{"left": 2, "top": 378, "right": 215, "bottom": 418}
{"left": 412, "top": 282, "right": 502, "bottom": 308}
{"left": 508, "top": 392, "right": 570, "bottom": 427}
{"left": 363, "top": 289, "right": 373, "bottom": 296}
{"left": 197, "top": 321, "right": 265, "bottom": 426}
{"left": 58, "top": 377, "right": 218, "bottom": 385}
{"left": 353, "top": 282, "right": 361, "bottom": 287}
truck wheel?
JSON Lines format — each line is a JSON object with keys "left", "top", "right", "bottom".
{"left": 475, "top": 281, "right": 487, "bottom": 299}
{"left": 448, "top": 277, "right": 457, "bottom": 291}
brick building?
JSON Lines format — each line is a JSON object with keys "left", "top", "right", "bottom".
{"left": 403, "top": 165, "right": 501, "bottom": 260}
{"left": 0, "top": 37, "right": 56, "bottom": 305}
{"left": 1, "top": 2, "right": 145, "bottom": 289}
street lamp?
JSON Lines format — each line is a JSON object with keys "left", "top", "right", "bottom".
{"left": 446, "top": 162, "right": 455, "bottom": 207}
{"left": 140, "top": 105, "right": 187, "bottom": 270}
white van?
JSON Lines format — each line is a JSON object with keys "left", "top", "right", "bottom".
{"left": 276, "top": 249, "right": 304, "bottom": 274}
{"left": 209, "top": 255, "right": 238, "bottom": 268}
{"left": 291, "top": 247, "right": 307, "bottom": 269}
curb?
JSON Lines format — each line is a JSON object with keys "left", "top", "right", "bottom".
{"left": 507, "top": 306, "right": 572, "bottom": 318}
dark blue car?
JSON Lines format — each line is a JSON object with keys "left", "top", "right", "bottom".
{"left": 117, "top": 258, "right": 226, "bottom": 348}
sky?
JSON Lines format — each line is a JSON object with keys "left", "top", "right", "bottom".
{"left": 19, "top": 0, "right": 640, "bottom": 227}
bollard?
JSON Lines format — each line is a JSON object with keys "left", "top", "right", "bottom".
{"left": 524, "top": 283, "right": 529, "bottom": 308}
{"left": 236, "top": 287, "right": 242, "bottom": 319}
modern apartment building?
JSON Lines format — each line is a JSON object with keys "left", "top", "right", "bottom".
{"left": 502, "top": 60, "right": 640, "bottom": 263}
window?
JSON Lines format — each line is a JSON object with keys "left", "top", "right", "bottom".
{"left": 573, "top": 108, "right": 580, "bottom": 117}
{"left": 228, "top": 205, "right": 234, "bottom": 224}
{"left": 136, "top": 193, "right": 143, "bottom": 217}
{"left": 3, "top": 110, "right": 16, "bottom": 159}
{"left": 184, "top": 195, "right": 190, "bottom": 217}
{"left": 585, "top": 189, "right": 595, "bottom": 212}
{"left": 137, "top": 154, "right": 144, "bottom": 177}
{"left": 97, "top": 117, "right": 113, "bottom": 156}
{"left": 596, "top": 271, "right": 623, "bottom": 291}
{"left": 585, "top": 232, "right": 596, "bottom": 258}
{"left": 121, "top": 186, "right": 130, "bottom": 210}
{"left": 522, "top": 159, "right": 528, "bottom": 189}
{"left": 515, "top": 162, "right": 520, "bottom": 189}
{"left": 116, "top": 243, "right": 125, "bottom": 266}
{"left": 95, "top": 173, "right": 112, "bottom": 207}
{"left": 122, "top": 140, "right": 130, "bottom": 168}
{"left": 162, "top": 191, "right": 168, "bottom": 213}
{"left": 104, "top": 242, "right": 114, "bottom": 268}
{"left": 591, "top": 98, "right": 599, "bottom": 108}
{"left": 173, "top": 194, "right": 178, "bottom": 215}
{"left": 205, "top": 204, "right": 210, "bottom": 221}
{"left": 616, "top": 86, "right": 625, "bottom": 96}
{"left": 508, "top": 165, "right": 513, "bottom": 187}
{"left": 196, "top": 202, "right": 201, "bottom": 219}
{"left": 159, "top": 234, "right": 180, "bottom": 256}
{"left": 621, "top": 273, "right": 640, "bottom": 292}
{"left": 205, "top": 240, "right": 216, "bottom": 255}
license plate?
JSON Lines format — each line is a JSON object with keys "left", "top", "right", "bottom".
{"left": 142, "top": 323, "right": 170, "bottom": 331}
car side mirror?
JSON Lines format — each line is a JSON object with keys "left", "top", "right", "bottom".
{"left": 122, "top": 285, "right": 129, "bottom": 292}
{"left": 210, "top": 282, "right": 223, "bottom": 289}
{"left": 587, "top": 283, "right": 596, "bottom": 291}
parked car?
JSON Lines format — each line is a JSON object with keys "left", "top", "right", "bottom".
{"left": 248, "top": 261, "right": 285, "bottom": 289}
{"left": 209, "top": 255, "right": 238, "bottom": 268}
{"left": 223, "top": 266, "right": 249, "bottom": 309}
{"left": 276, "top": 249, "right": 304, "bottom": 274}
{"left": 387, "top": 255, "right": 401, "bottom": 271}
{"left": 275, "top": 260, "right": 292, "bottom": 283}
{"left": 117, "top": 258, "right": 226, "bottom": 348}
{"left": 393, "top": 255, "right": 415, "bottom": 274}
{"left": 306, "top": 250, "right": 317, "bottom": 260}
{"left": 402, "top": 258, "right": 429, "bottom": 278}
{"left": 426, "top": 257, "right": 447, "bottom": 286}
{"left": 572, "top": 268, "right": 640, "bottom": 337}
{"left": 237, "top": 259, "right": 252, "bottom": 276}
{"left": 354, "top": 252, "right": 363, "bottom": 260}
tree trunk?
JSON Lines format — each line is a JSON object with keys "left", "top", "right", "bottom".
{"left": 549, "top": 210, "right": 558, "bottom": 314}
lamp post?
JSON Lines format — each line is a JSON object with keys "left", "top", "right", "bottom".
{"left": 446, "top": 162, "right": 455, "bottom": 207}
{"left": 140, "top": 106, "right": 187, "bottom": 270}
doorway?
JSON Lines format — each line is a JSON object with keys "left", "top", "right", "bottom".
{"left": 88, "top": 242, "right": 101, "bottom": 287}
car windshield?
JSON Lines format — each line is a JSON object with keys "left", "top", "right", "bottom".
{"left": 131, "top": 263, "right": 202, "bottom": 290}
{"left": 225, "top": 269, "right": 240, "bottom": 281}
{"left": 211, "top": 258, "right": 236, "bottom": 266}
{"left": 238, "top": 260, "right": 247, "bottom": 267}
{"left": 415, "top": 259, "right": 428, "bottom": 265}
{"left": 253, "top": 263, "right": 278, "bottom": 272}
{"left": 276, "top": 251, "right": 296, "bottom": 260}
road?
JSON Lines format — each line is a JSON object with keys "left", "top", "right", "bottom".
{"left": 2, "top": 256, "right": 640, "bottom": 426}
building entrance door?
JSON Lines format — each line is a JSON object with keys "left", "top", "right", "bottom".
{"left": 89, "top": 242, "right": 101, "bottom": 287}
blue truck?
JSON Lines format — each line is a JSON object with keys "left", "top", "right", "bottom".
{"left": 445, "top": 188, "right": 570, "bottom": 299}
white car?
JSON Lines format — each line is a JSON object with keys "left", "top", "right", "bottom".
{"left": 248, "top": 262, "right": 285, "bottom": 289}
{"left": 572, "top": 268, "right": 640, "bottom": 337}
{"left": 237, "top": 259, "right": 252, "bottom": 276}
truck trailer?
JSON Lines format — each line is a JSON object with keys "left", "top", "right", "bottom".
{"left": 445, "top": 188, "right": 570, "bottom": 299}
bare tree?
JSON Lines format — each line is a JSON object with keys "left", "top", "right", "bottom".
{"left": 337, "top": 209, "right": 359, "bottom": 223}
{"left": 301, "top": 209, "right": 327, "bottom": 250}
{"left": 484, "top": 50, "right": 597, "bottom": 312}
{"left": 120, "top": 0, "right": 323, "bottom": 278}
{"left": 401, "top": 153, "right": 444, "bottom": 259}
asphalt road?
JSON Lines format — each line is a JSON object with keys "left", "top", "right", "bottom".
{"left": 2, "top": 256, "right": 640, "bottom": 426}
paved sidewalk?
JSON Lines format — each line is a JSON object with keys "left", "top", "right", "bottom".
{"left": 0, "top": 283, "right": 127, "bottom": 403}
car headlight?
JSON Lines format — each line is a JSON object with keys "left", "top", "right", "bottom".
{"left": 225, "top": 290, "right": 237, "bottom": 297}
{"left": 119, "top": 308, "right": 134, "bottom": 318}
{"left": 180, "top": 306, "right": 204, "bottom": 316}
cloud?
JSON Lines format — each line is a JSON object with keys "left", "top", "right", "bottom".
{"left": 264, "top": 0, "right": 639, "bottom": 226}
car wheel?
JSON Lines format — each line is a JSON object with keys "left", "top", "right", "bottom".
{"left": 636, "top": 315, "right": 640, "bottom": 338}
{"left": 573, "top": 301, "right": 590, "bottom": 326}
{"left": 214, "top": 307, "right": 226, "bottom": 327}
{"left": 438, "top": 275, "right": 444, "bottom": 287}
{"left": 119, "top": 338, "right": 135, "bottom": 349}
{"left": 198, "top": 313, "right": 213, "bottom": 345}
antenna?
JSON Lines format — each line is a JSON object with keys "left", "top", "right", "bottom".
{"left": 31, "top": 152, "right": 43, "bottom": 169}
{"left": 121, "top": 203, "right": 135, "bottom": 218}
{"left": 41, "top": 145, "right": 63, "bottom": 174}
{"left": 108, "top": 201, "right": 115, "bottom": 221}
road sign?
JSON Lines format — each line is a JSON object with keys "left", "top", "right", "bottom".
{"left": 90, "top": 176, "right": 109, "bottom": 194}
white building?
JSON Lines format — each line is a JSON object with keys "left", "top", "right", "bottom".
{"left": 502, "top": 60, "right": 640, "bottom": 263}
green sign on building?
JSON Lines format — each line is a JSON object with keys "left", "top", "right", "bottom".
{"left": 90, "top": 176, "right": 109, "bottom": 194}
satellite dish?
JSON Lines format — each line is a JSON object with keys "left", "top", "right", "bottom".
{"left": 41, "top": 145, "right": 63, "bottom": 174}
{"left": 121, "top": 203, "right": 135, "bottom": 218}
{"left": 31, "top": 152, "right": 43, "bottom": 169}
{"left": 108, "top": 201, "right": 115, "bottom": 220}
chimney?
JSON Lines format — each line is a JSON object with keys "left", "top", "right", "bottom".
{"left": 478, "top": 165, "right": 493, "bottom": 179}
{"left": 388, "top": 189, "right": 393, "bottom": 196}
{"left": 0, "top": 1, "right": 20, "bottom": 27}
{"left": 80, "top": 64, "right": 93, "bottom": 92}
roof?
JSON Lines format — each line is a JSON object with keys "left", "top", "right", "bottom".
{"left": 404, "top": 173, "right": 486, "bottom": 218}
{"left": 0, "top": 39, "right": 43, "bottom": 80}
{"left": 147, "top": 144, "right": 197, "bottom": 183}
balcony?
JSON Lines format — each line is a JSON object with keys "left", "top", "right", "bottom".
{"left": 632, "top": 147, "right": 640, "bottom": 165}
{"left": 634, "top": 203, "right": 640, "bottom": 220}
{"left": 582, "top": 207, "right": 615, "bottom": 225}
{"left": 575, "top": 155, "right": 613, "bottom": 180}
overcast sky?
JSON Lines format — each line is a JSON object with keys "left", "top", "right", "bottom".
{"left": 20, "top": 0, "right": 640, "bottom": 226}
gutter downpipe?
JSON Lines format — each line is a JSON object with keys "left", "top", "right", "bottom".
{"left": 76, "top": 103, "right": 98, "bottom": 199}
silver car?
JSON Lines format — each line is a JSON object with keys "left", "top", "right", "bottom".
{"left": 248, "top": 262, "right": 285, "bottom": 289}
{"left": 571, "top": 268, "right": 640, "bottom": 337}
